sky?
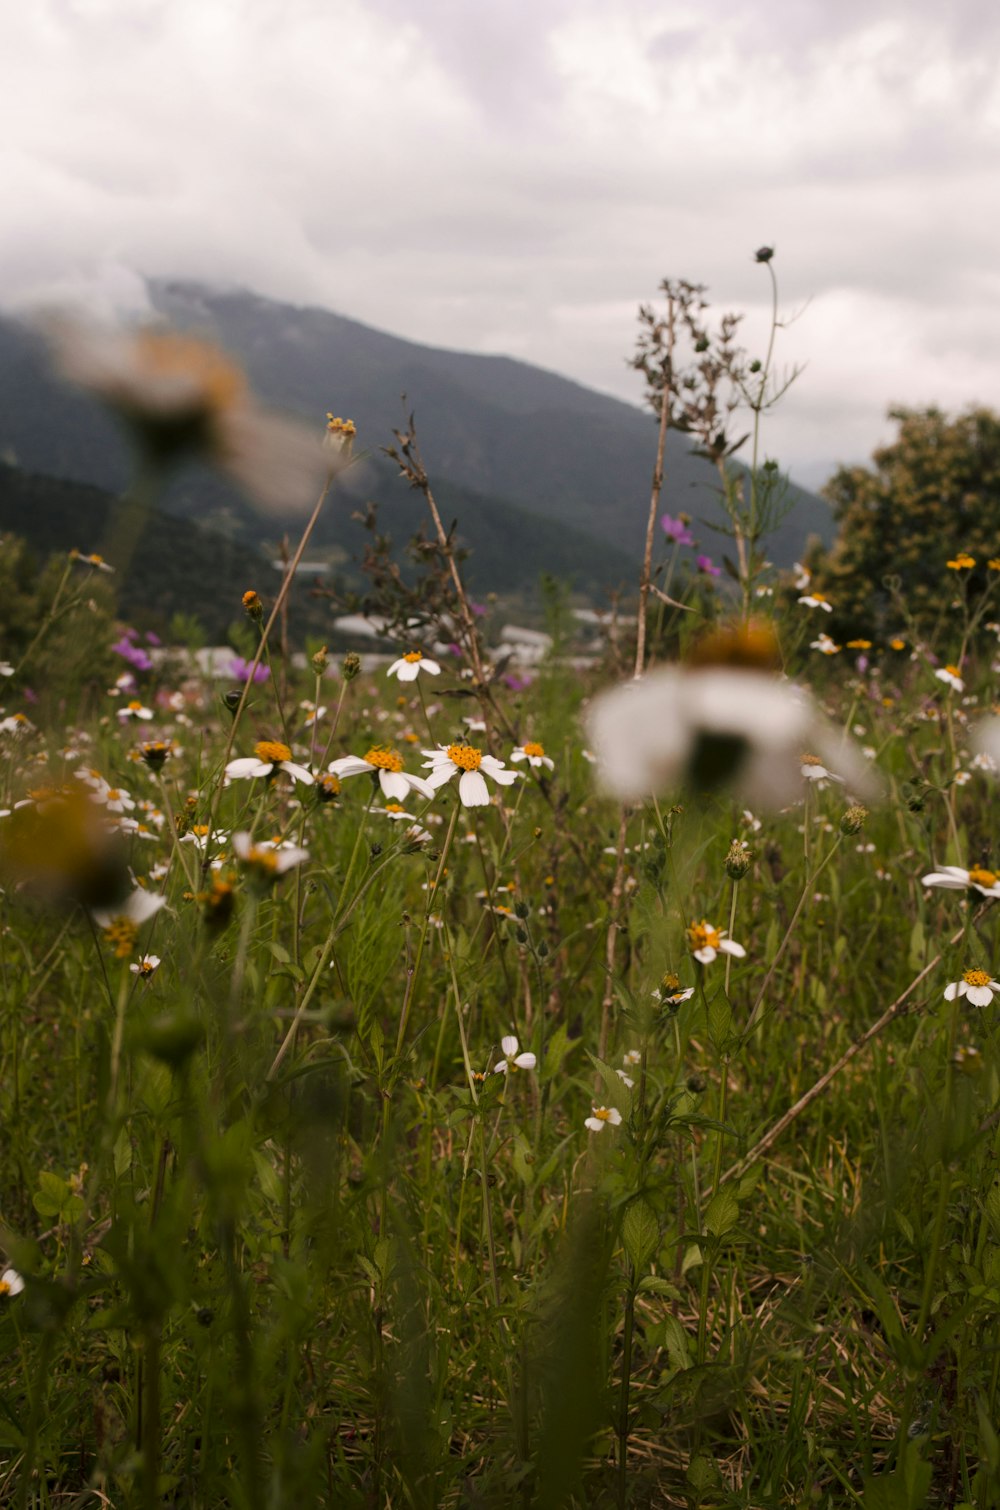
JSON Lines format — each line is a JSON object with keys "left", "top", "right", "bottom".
{"left": 4, "top": 0, "right": 1000, "bottom": 487}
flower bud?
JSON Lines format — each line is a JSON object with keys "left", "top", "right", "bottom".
{"left": 311, "top": 644, "right": 329, "bottom": 675}
{"left": 725, "top": 839, "right": 753, "bottom": 880}
{"left": 242, "top": 589, "right": 264, "bottom": 622}
{"left": 514, "top": 899, "right": 530, "bottom": 919}
{"left": 754, "top": 246, "right": 774, "bottom": 263}
{"left": 342, "top": 652, "right": 361, "bottom": 682}
{"left": 840, "top": 804, "right": 869, "bottom": 835}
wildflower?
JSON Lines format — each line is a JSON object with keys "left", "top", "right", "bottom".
{"left": 0, "top": 1269, "right": 24, "bottom": 1297}
{"left": 944, "top": 968, "right": 1000, "bottom": 1008}
{"left": 793, "top": 562, "right": 811, "bottom": 591}
{"left": 922, "top": 865, "right": 1000, "bottom": 898}
{"left": 935, "top": 665, "right": 965, "bottom": 693}
{"left": 197, "top": 873, "right": 236, "bottom": 926}
{"left": 661, "top": 513, "right": 694, "bottom": 545}
{"left": 70, "top": 548, "right": 114, "bottom": 572}
{"left": 840, "top": 804, "right": 869, "bottom": 835}
{"left": 623, "top": 1049, "right": 642, "bottom": 1067}
{"left": 799, "top": 592, "right": 832, "bottom": 611}
{"left": 228, "top": 656, "right": 270, "bottom": 685}
{"left": 800, "top": 754, "right": 844, "bottom": 783}
{"left": 329, "top": 746, "right": 433, "bottom": 802}
{"left": 242, "top": 589, "right": 264, "bottom": 621}
{"left": 232, "top": 831, "right": 309, "bottom": 878}
{"left": 111, "top": 636, "right": 153, "bottom": 672}
{"left": 586, "top": 649, "right": 877, "bottom": 810}
{"left": 585, "top": 1106, "right": 622, "bottom": 1133}
{"left": 386, "top": 650, "right": 442, "bottom": 682}
{"left": 91, "top": 784, "right": 136, "bottom": 814}
{"left": 687, "top": 920, "right": 746, "bottom": 965}
{"left": 421, "top": 743, "right": 520, "bottom": 808}
{"left": 0, "top": 662, "right": 14, "bottom": 677}
{"left": 990, "top": 559, "right": 1000, "bottom": 572}
{"left": 139, "top": 741, "right": 171, "bottom": 772}
{"left": 511, "top": 741, "right": 554, "bottom": 771}
{"left": 130, "top": 954, "right": 161, "bottom": 979}
{"left": 117, "top": 699, "right": 154, "bottom": 723}
{"left": 652, "top": 971, "right": 694, "bottom": 1007}
{"left": 617, "top": 1069, "right": 635, "bottom": 1089}
{"left": 725, "top": 839, "right": 753, "bottom": 879}
{"left": 342, "top": 652, "right": 362, "bottom": 681}
{"left": 0, "top": 713, "right": 34, "bottom": 736}
{"left": 91, "top": 886, "right": 167, "bottom": 957}
{"left": 947, "top": 553, "right": 976, "bottom": 570}
{"left": 225, "top": 740, "right": 314, "bottom": 786}
{"left": 494, "top": 1035, "right": 536, "bottom": 1074}
{"left": 325, "top": 414, "right": 356, "bottom": 456}
{"left": 314, "top": 773, "right": 341, "bottom": 803}
{"left": 299, "top": 700, "right": 327, "bottom": 727}
{"left": 697, "top": 554, "right": 722, "bottom": 577}
{"left": 889, "top": 637, "right": 906, "bottom": 651}
{"left": 47, "top": 320, "right": 328, "bottom": 511}
{"left": 846, "top": 639, "right": 872, "bottom": 651}
{"left": 810, "top": 633, "right": 841, "bottom": 655}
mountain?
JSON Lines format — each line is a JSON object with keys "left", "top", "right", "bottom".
{"left": 0, "top": 281, "right": 833, "bottom": 592}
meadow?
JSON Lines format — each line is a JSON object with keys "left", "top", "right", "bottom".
{"left": 1, "top": 307, "right": 1000, "bottom": 1510}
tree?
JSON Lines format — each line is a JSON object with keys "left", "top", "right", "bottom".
{"left": 811, "top": 407, "right": 1000, "bottom": 637}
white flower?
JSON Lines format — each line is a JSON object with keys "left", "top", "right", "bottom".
{"left": 90, "top": 887, "right": 167, "bottom": 951}
{"left": 972, "top": 719, "right": 1000, "bottom": 766}
{"left": 232, "top": 831, "right": 309, "bottom": 875}
{"left": 225, "top": 739, "right": 314, "bottom": 786}
{"left": 944, "top": 968, "right": 1000, "bottom": 1008}
{"left": 585, "top": 1105, "right": 623, "bottom": 1133}
{"left": 421, "top": 743, "right": 521, "bottom": 808}
{"left": 800, "top": 755, "right": 844, "bottom": 783}
{"left": 623, "top": 1049, "right": 642, "bottom": 1067}
{"left": 328, "top": 746, "right": 433, "bottom": 802}
{"left": 510, "top": 741, "right": 554, "bottom": 771}
{"left": 652, "top": 973, "right": 695, "bottom": 1006}
{"left": 586, "top": 662, "right": 878, "bottom": 810}
{"left": 130, "top": 954, "right": 161, "bottom": 979}
{"left": 0, "top": 714, "right": 34, "bottom": 736}
{"left": 935, "top": 664, "right": 964, "bottom": 693}
{"left": 922, "top": 865, "right": 1000, "bottom": 898}
{"left": 0, "top": 662, "right": 14, "bottom": 677}
{"left": 386, "top": 650, "right": 442, "bottom": 682}
{"left": 117, "top": 700, "right": 154, "bottom": 722}
{"left": 46, "top": 319, "right": 329, "bottom": 513}
{"left": 0, "top": 1268, "right": 24, "bottom": 1297}
{"left": 299, "top": 701, "right": 327, "bottom": 726}
{"left": 90, "top": 784, "right": 136, "bottom": 814}
{"left": 793, "top": 562, "right": 811, "bottom": 591}
{"left": 616, "top": 1069, "right": 635, "bottom": 1089}
{"left": 494, "top": 1035, "right": 536, "bottom": 1073}
{"left": 810, "top": 633, "right": 841, "bottom": 655}
{"left": 798, "top": 593, "right": 833, "bottom": 612}
{"left": 687, "top": 920, "right": 746, "bottom": 965}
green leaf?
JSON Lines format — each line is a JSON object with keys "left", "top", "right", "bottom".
{"left": 621, "top": 1198, "right": 659, "bottom": 1274}
{"left": 704, "top": 1185, "right": 740, "bottom": 1239}
{"left": 706, "top": 991, "right": 734, "bottom": 1051}
{"left": 861, "top": 1442, "right": 931, "bottom": 1509}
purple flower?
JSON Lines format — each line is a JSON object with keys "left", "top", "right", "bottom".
{"left": 144, "top": 631, "right": 162, "bottom": 646}
{"left": 503, "top": 672, "right": 533, "bottom": 692}
{"left": 697, "top": 555, "right": 722, "bottom": 578}
{"left": 112, "top": 637, "right": 153, "bottom": 671}
{"left": 661, "top": 514, "right": 694, "bottom": 546}
{"left": 447, "top": 643, "right": 463, "bottom": 657}
{"left": 23, "top": 686, "right": 38, "bottom": 704}
{"left": 228, "top": 657, "right": 270, "bottom": 685}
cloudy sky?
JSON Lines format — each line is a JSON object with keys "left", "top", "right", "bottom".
{"left": 5, "top": 0, "right": 1000, "bottom": 486}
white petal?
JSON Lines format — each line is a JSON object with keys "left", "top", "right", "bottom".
{"left": 966, "top": 985, "right": 994, "bottom": 1007}
{"left": 944, "top": 981, "right": 961, "bottom": 1000}
{"left": 500, "top": 1035, "right": 520, "bottom": 1056}
{"left": 282, "top": 762, "right": 314, "bottom": 785}
{"left": 515, "top": 1053, "right": 536, "bottom": 1069}
{"left": 328, "top": 756, "right": 372, "bottom": 778}
{"left": 922, "top": 869, "right": 969, "bottom": 889}
{"left": 584, "top": 1117, "right": 606, "bottom": 1133}
{"left": 720, "top": 939, "right": 746, "bottom": 958}
{"left": 395, "top": 660, "right": 421, "bottom": 682}
{"left": 274, "top": 846, "right": 309, "bottom": 872}
{"left": 425, "top": 767, "right": 456, "bottom": 790}
{"left": 494, "top": 1060, "right": 509, "bottom": 1074}
{"left": 420, "top": 659, "right": 441, "bottom": 675}
{"left": 379, "top": 770, "right": 410, "bottom": 801}
{"left": 693, "top": 946, "right": 717, "bottom": 964}
{"left": 225, "top": 757, "right": 269, "bottom": 779}
{"left": 402, "top": 772, "right": 435, "bottom": 800}
{"left": 458, "top": 770, "right": 490, "bottom": 807}
{"left": 232, "top": 832, "right": 254, "bottom": 860}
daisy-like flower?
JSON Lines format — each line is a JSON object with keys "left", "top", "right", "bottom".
{"left": 117, "top": 699, "right": 154, "bottom": 723}
{"left": 494, "top": 1035, "right": 536, "bottom": 1074}
{"left": 0, "top": 1268, "right": 24, "bottom": 1297}
{"left": 586, "top": 636, "right": 878, "bottom": 810}
{"left": 299, "top": 700, "right": 327, "bottom": 727}
{"left": 661, "top": 513, "right": 695, "bottom": 545}
{"left": 511, "top": 741, "right": 554, "bottom": 771}
{"left": 687, "top": 920, "right": 746, "bottom": 965}
{"left": 617, "top": 1069, "right": 635, "bottom": 1089}
{"left": 652, "top": 972, "right": 695, "bottom": 1007}
{"left": 935, "top": 665, "right": 965, "bottom": 693}
{"left": 129, "top": 953, "right": 161, "bottom": 979}
{"left": 798, "top": 592, "right": 833, "bottom": 611}
{"left": 232, "top": 831, "right": 309, "bottom": 877}
{"left": 801, "top": 754, "right": 844, "bottom": 783}
{"left": 225, "top": 740, "right": 314, "bottom": 786}
{"left": 90, "top": 784, "right": 136, "bottom": 814}
{"left": 947, "top": 553, "right": 976, "bottom": 570}
{"left": 944, "top": 968, "right": 1000, "bottom": 1008}
{"left": 810, "top": 633, "right": 841, "bottom": 655}
{"left": 386, "top": 650, "right": 442, "bottom": 682}
{"left": 585, "top": 1106, "right": 623, "bottom": 1134}
{"left": 623, "top": 1049, "right": 642, "bottom": 1067}
{"left": 91, "top": 887, "right": 167, "bottom": 957}
{"left": 793, "top": 562, "right": 811, "bottom": 591}
{"left": 328, "top": 746, "right": 433, "bottom": 802}
{"left": 421, "top": 743, "right": 521, "bottom": 808}
{"left": 0, "top": 662, "right": 14, "bottom": 678}
{"left": 47, "top": 320, "right": 329, "bottom": 512}
{"left": 70, "top": 549, "right": 114, "bottom": 573}
{"left": 922, "top": 865, "right": 1000, "bottom": 898}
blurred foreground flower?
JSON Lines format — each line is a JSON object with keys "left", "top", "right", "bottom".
{"left": 0, "top": 789, "right": 131, "bottom": 911}
{"left": 922, "top": 865, "right": 1000, "bottom": 898}
{"left": 586, "top": 636, "right": 877, "bottom": 809}
{"left": 46, "top": 319, "right": 329, "bottom": 512}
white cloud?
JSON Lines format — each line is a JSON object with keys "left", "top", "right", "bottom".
{"left": 2, "top": 0, "right": 998, "bottom": 485}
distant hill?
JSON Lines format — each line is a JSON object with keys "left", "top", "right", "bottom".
{"left": 0, "top": 282, "right": 834, "bottom": 592}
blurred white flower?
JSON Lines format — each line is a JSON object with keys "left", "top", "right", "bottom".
{"left": 0, "top": 1268, "right": 24, "bottom": 1297}
{"left": 687, "top": 920, "right": 746, "bottom": 965}
{"left": 495, "top": 1035, "right": 536, "bottom": 1074}
{"left": 922, "top": 865, "right": 1000, "bottom": 898}
{"left": 386, "top": 650, "right": 442, "bottom": 682}
{"left": 935, "top": 664, "right": 964, "bottom": 693}
{"left": 585, "top": 1106, "right": 622, "bottom": 1133}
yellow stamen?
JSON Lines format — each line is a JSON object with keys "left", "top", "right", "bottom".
{"left": 801, "top": 754, "right": 824, "bottom": 766}
{"left": 255, "top": 740, "right": 292, "bottom": 765}
{"left": 969, "top": 867, "right": 997, "bottom": 888}
{"left": 963, "top": 969, "right": 991, "bottom": 987}
{"left": 687, "top": 920, "right": 722, "bottom": 952}
{"left": 522, "top": 741, "right": 545, "bottom": 758}
{"left": 103, "top": 919, "right": 138, "bottom": 958}
{"left": 592, "top": 1107, "right": 612, "bottom": 1122}
{"left": 447, "top": 743, "right": 482, "bottom": 771}
{"left": 364, "top": 746, "right": 404, "bottom": 772}
{"left": 403, "top": 651, "right": 423, "bottom": 663}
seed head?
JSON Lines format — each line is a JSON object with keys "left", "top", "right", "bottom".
{"left": 840, "top": 804, "right": 869, "bottom": 835}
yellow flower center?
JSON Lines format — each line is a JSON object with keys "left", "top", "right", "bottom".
{"left": 963, "top": 969, "right": 991, "bottom": 987}
{"left": 403, "top": 651, "right": 423, "bottom": 663}
{"left": 523, "top": 741, "right": 545, "bottom": 758}
{"left": 384, "top": 802, "right": 405, "bottom": 813}
{"left": 592, "top": 1107, "right": 612, "bottom": 1122}
{"left": 0, "top": 1280, "right": 10, "bottom": 1296}
{"left": 989, "top": 559, "right": 1000, "bottom": 571}
{"left": 364, "top": 746, "right": 404, "bottom": 772}
{"left": 801, "top": 754, "right": 823, "bottom": 766}
{"left": 809, "top": 592, "right": 828, "bottom": 602}
{"left": 947, "top": 553, "right": 976, "bottom": 570}
{"left": 138, "top": 958, "right": 156, "bottom": 977}
{"left": 191, "top": 824, "right": 210, "bottom": 837}
{"left": 890, "top": 638, "right": 905, "bottom": 650}
{"left": 104, "top": 919, "right": 138, "bottom": 958}
{"left": 687, "top": 921, "right": 721, "bottom": 952}
{"left": 242, "top": 589, "right": 261, "bottom": 610}
{"left": 135, "top": 331, "right": 246, "bottom": 412}
{"left": 846, "top": 639, "right": 872, "bottom": 650}
{"left": 659, "top": 971, "right": 681, "bottom": 994}
{"left": 255, "top": 740, "right": 292, "bottom": 765}
{"left": 447, "top": 743, "right": 482, "bottom": 771}
{"left": 127, "top": 700, "right": 143, "bottom": 711}
{"left": 969, "top": 867, "right": 997, "bottom": 888}
{"left": 317, "top": 774, "right": 341, "bottom": 798}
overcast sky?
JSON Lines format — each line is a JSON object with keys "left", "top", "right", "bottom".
{"left": 4, "top": 0, "right": 1000, "bottom": 486}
